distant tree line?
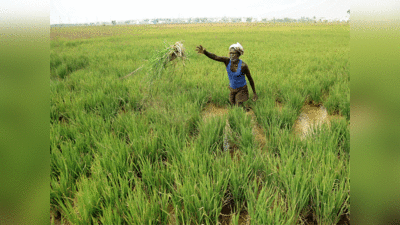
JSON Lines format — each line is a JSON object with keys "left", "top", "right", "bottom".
{"left": 51, "top": 15, "right": 349, "bottom": 28}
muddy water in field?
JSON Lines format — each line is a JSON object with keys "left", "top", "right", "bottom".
{"left": 302, "top": 211, "right": 350, "bottom": 225}
{"left": 293, "top": 103, "right": 341, "bottom": 140}
{"left": 220, "top": 211, "right": 250, "bottom": 225}
{"left": 219, "top": 200, "right": 250, "bottom": 225}
{"left": 50, "top": 212, "right": 63, "bottom": 225}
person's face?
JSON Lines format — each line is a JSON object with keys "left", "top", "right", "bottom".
{"left": 229, "top": 49, "right": 240, "bottom": 62}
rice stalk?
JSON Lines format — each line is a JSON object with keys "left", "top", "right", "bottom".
{"left": 147, "top": 41, "right": 187, "bottom": 81}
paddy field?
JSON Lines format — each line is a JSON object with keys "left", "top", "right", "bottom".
{"left": 50, "top": 22, "right": 350, "bottom": 224}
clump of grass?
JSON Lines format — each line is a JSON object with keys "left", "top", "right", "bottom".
{"left": 167, "top": 41, "right": 186, "bottom": 62}
{"left": 147, "top": 41, "right": 188, "bottom": 80}
{"left": 50, "top": 53, "right": 90, "bottom": 79}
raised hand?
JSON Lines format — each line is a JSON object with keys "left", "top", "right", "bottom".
{"left": 196, "top": 45, "right": 205, "bottom": 54}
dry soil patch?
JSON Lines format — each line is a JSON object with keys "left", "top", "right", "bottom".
{"left": 201, "top": 103, "right": 229, "bottom": 122}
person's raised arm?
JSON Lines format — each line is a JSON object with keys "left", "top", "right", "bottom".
{"left": 196, "top": 45, "right": 229, "bottom": 64}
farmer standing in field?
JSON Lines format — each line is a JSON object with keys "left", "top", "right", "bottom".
{"left": 196, "top": 43, "right": 258, "bottom": 109}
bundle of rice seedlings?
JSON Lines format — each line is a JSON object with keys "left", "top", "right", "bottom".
{"left": 147, "top": 41, "right": 187, "bottom": 80}
{"left": 167, "top": 41, "right": 186, "bottom": 63}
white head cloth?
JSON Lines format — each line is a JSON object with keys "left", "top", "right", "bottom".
{"left": 229, "top": 42, "right": 244, "bottom": 56}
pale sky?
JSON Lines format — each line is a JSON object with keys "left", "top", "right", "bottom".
{"left": 50, "top": 0, "right": 350, "bottom": 24}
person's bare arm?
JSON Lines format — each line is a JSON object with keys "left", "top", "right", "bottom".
{"left": 196, "top": 45, "right": 229, "bottom": 64}
{"left": 242, "top": 64, "right": 258, "bottom": 101}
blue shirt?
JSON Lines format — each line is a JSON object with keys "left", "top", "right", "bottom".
{"left": 226, "top": 59, "right": 246, "bottom": 89}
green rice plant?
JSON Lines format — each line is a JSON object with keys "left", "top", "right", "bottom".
{"left": 55, "top": 195, "right": 79, "bottom": 225}
{"left": 278, "top": 81, "right": 294, "bottom": 104}
{"left": 324, "top": 86, "right": 341, "bottom": 114}
{"left": 262, "top": 108, "right": 298, "bottom": 156}
{"left": 89, "top": 159, "right": 133, "bottom": 211}
{"left": 150, "top": 94, "right": 202, "bottom": 138}
{"left": 324, "top": 79, "right": 350, "bottom": 120}
{"left": 123, "top": 179, "right": 170, "bottom": 225}
{"left": 285, "top": 90, "right": 304, "bottom": 115}
{"left": 111, "top": 108, "right": 148, "bottom": 140}
{"left": 98, "top": 203, "right": 123, "bottom": 225}
{"left": 74, "top": 77, "right": 133, "bottom": 120}
{"left": 223, "top": 107, "right": 255, "bottom": 152}
{"left": 52, "top": 116, "right": 78, "bottom": 143}
{"left": 343, "top": 173, "right": 350, "bottom": 216}
{"left": 227, "top": 148, "right": 270, "bottom": 214}
{"left": 311, "top": 163, "right": 350, "bottom": 225}
{"left": 64, "top": 112, "right": 108, "bottom": 152}
{"left": 50, "top": 140, "right": 91, "bottom": 188}
{"left": 147, "top": 45, "right": 169, "bottom": 80}
{"left": 283, "top": 122, "right": 349, "bottom": 223}
{"left": 307, "top": 80, "right": 323, "bottom": 104}
{"left": 229, "top": 159, "right": 254, "bottom": 210}
{"left": 276, "top": 147, "right": 312, "bottom": 222}
{"left": 231, "top": 212, "right": 240, "bottom": 225}
{"left": 246, "top": 179, "right": 297, "bottom": 225}
{"left": 195, "top": 114, "right": 227, "bottom": 154}
{"left": 110, "top": 112, "right": 164, "bottom": 163}
{"left": 340, "top": 90, "right": 350, "bottom": 121}
{"left": 252, "top": 96, "right": 276, "bottom": 129}
{"left": 301, "top": 117, "right": 349, "bottom": 157}
{"left": 168, "top": 146, "right": 230, "bottom": 224}
{"left": 138, "top": 155, "right": 174, "bottom": 194}
{"left": 336, "top": 119, "right": 350, "bottom": 156}
{"left": 56, "top": 175, "right": 103, "bottom": 225}
{"left": 64, "top": 39, "right": 87, "bottom": 48}
{"left": 318, "top": 71, "right": 338, "bottom": 95}
{"left": 51, "top": 53, "right": 90, "bottom": 79}
{"left": 226, "top": 106, "right": 244, "bottom": 133}
{"left": 254, "top": 110, "right": 284, "bottom": 154}
{"left": 92, "top": 133, "right": 133, "bottom": 177}
{"left": 50, "top": 171, "right": 77, "bottom": 216}
{"left": 161, "top": 127, "right": 189, "bottom": 164}
{"left": 172, "top": 168, "right": 230, "bottom": 224}
{"left": 185, "top": 111, "right": 202, "bottom": 137}
{"left": 259, "top": 100, "right": 298, "bottom": 133}
{"left": 50, "top": 51, "right": 63, "bottom": 77}
{"left": 182, "top": 84, "right": 210, "bottom": 110}
{"left": 298, "top": 126, "right": 349, "bottom": 224}
{"left": 328, "top": 118, "right": 350, "bottom": 155}
{"left": 298, "top": 120, "right": 335, "bottom": 148}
